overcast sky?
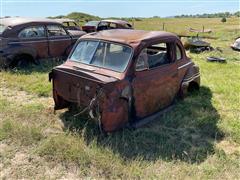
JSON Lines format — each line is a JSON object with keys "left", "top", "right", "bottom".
{"left": 1, "top": 0, "right": 239, "bottom": 18}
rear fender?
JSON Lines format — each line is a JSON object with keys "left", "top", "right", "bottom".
{"left": 100, "top": 81, "right": 132, "bottom": 132}
{"left": 180, "top": 64, "right": 200, "bottom": 97}
{"left": 53, "top": 89, "right": 70, "bottom": 110}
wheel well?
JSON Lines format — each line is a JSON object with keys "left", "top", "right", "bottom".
{"left": 11, "top": 53, "right": 34, "bottom": 67}
{"left": 188, "top": 81, "right": 199, "bottom": 92}
{"left": 15, "top": 54, "right": 34, "bottom": 61}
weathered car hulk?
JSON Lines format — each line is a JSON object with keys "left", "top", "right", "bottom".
{"left": 0, "top": 17, "right": 86, "bottom": 68}
{"left": 49, "top": 29, "right": 200, "bottom": 132}
{"left": 231, "top": 37, "right": 240, "bottom": 52}
{"left": 82, "top": 19, "right": 133, "bottom": 33}
{"left": 53, "top": 18, "right": 81, "bottom": 31}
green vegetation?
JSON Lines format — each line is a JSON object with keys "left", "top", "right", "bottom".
{"left": 49, "top": 12, "right": 100, "bottom": 25}
{"left": 0, "top": 17, "right": 239, "bottom": 179}
{"left": 221, "top": 17, "right": 227, "bottom": 23}
{"left": 175, "top": 11, "right": 240, "bottom": 18}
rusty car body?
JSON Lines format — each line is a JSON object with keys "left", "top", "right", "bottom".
{"left": 53, "top": 18, "right": 81, "bottom": 31}
{"left": 49, "top": 29, "right": 200, "bottom": 132}
{"left": 82, "top": 19, "right": 133, "bottom": 33}
{"left": 0, "top": 17, "right": 86, "bottom": 67}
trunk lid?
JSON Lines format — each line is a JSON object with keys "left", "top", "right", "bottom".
{"left": 82, "top": 26, "right": 96, "bottom": 33}
{"left": 68, "top": 30, "right": 86, "bottom": 38}
{"left": 51, "top": 64, "right": 118, "bottom": 106}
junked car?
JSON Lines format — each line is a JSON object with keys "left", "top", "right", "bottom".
{"left": 231, "top": 37, "right": 240, "bottom": 52}
{"left": 0, "top": 17, "right": 86, "bottom": 68}
{"left": 49, "top": 29, "right": 200, "bottom": 132}
{"left": 82, "top": 19, "right": 132, "bottom": 33}
{"left": 53, "top": 18, "right": 81, "bottom": 31}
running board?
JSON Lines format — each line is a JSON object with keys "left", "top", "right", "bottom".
{"left": 130, "top": 105, "right": 174, "bottom": 129}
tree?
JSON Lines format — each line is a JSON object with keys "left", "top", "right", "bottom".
{"left": 221, "top": 17, "right": 227, "bottom": 23}
{"left": 234, "top": 11, "right": 240, "bottom": 17}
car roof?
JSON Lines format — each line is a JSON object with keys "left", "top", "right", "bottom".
{"left": 53, "top": 18, "right": 76, "bottom": 23}
{"left": 84, "top": 21, "right": 100, "bottom": 24}
{"left": 0, "top": 17, "right": 60, "bottom": 27}
{"left": 81, "top": 29, "right": 178, "bottom": 46}
{"left": 101, "top": 19, "right": 131, "bottom": 25}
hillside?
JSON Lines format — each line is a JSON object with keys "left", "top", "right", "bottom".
{"left": 48, "top": 12, "right": 100, "bottom": 24}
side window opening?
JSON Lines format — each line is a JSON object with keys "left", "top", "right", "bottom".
{"left": 136, "top": 42, "right": 173, "bottom": 71}
{"left": 125, "top": 24, "right": 132, "bottom": 29}
{"left": 69, "top": 22, "right": 77, "bottom": 27}
{"left": 176, "top": 45, "right": 182, "bottom": 60}
{"left": 63, "top": 22, "right": 68, "bottom": 27}
{"left": 109, "top": 23, "right": 117, "bottom": 29}
{"left": 18, "top": 26, "right": 45, "bottom": 38}
{"left": 97, "top": 22, "right": 109, "bottom": 31}
{"left": 47, "top": 25, "right": 67, "bottom": 36}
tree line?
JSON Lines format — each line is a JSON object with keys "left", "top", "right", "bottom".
{"left": 175, "top": 11, "right": 240, "bottom": 18}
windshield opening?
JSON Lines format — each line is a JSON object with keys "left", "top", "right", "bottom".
{"left": 85, "top": 21, "right": 99, "bottom": 27}
{"left": 70, "top": 40, "right": 132, "bottom": 72}
{"left": 0, "top": 24, "right": 6, "bottom": 34}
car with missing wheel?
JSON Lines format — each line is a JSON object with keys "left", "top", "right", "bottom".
{"left": 82, "top": 19, "right": 133, "bottom": 33}
{"left": 49, "top": 29, "right": 200, "bottom": 132}
{"left": 0, "top": 17, "right": 86, "bottom": 68}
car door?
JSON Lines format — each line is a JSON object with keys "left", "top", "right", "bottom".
{"left": 132, "top": 41, "right": 178, "bottom": 118}
{"left": 176, "top": 41, "right": 189, "bottom": 81}
{"left": 46, "top": 24, "right": 72, "bottom": 58}
{"left": 18, "top": 25, "right": 48, "bottom": 58}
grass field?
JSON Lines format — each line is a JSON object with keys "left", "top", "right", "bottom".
{"left": 0, "top": 17, "right": 240, "bottom": 179}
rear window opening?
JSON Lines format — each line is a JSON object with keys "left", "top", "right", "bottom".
{"left": 70, "top": 40, "right": 133, "bottom": 72}
{"left": 85, "top": 21, "right": 99, "bottom": 27}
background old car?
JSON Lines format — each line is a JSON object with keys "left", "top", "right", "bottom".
{"left": 49, "top": 29, "right": 200, "bottom": 132}
{"left": 231, "top": 37, "right": 240, "bottom": 51}
{"left": 82, "top": 19, "right": 133, "bottom": 33}
{"left": 0, "top": 17, "right": 86, "bottom": 68}
{"left": 53, "top": 18, "right": 81, "bottom": 31}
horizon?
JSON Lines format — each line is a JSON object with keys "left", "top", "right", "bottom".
{"left": 1, "top": 0, "right": 239, "bottom": 18}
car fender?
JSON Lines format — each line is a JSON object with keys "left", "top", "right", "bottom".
{"left": 100, "top": 81, "right": 132, "bottom": 132}
{"left": 180, "top": 63, "right": 200, "bottom": 97}
{"left": 7, "top": 45, "right": 37, "bottom": 61}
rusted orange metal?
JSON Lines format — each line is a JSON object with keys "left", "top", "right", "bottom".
{"left": 0, "top": 17, "right": 85, "bottom": 67}
{"left": 49, "top": 29, "right": 200, "bottom": 132}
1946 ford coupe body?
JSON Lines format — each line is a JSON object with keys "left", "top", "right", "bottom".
{"left": 49, "top": 29, "right": 200, "bottom": 132}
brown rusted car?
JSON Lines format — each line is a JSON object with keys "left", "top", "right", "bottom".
{"left": 82, "top": 19, "right": 133, "bottom": 33}
{"left": 49, "top": 29, "right": 200, "bottom": 132}
{"left": 0, "top": 17, "right": 86, "bottom": 67}
{"left": 53, "top": 18, "right": 81, "bottom": 31}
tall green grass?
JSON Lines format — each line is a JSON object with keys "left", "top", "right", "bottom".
{"left": 0, "top": 17, "right": 239, "bottom": 178}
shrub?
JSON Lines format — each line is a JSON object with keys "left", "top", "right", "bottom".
{"left": 221, "top": 17, "right": 227, "bottom": 23}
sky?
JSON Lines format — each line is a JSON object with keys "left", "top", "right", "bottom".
{"left": 1, "top": 0, "right": 239, "bottom": 18}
